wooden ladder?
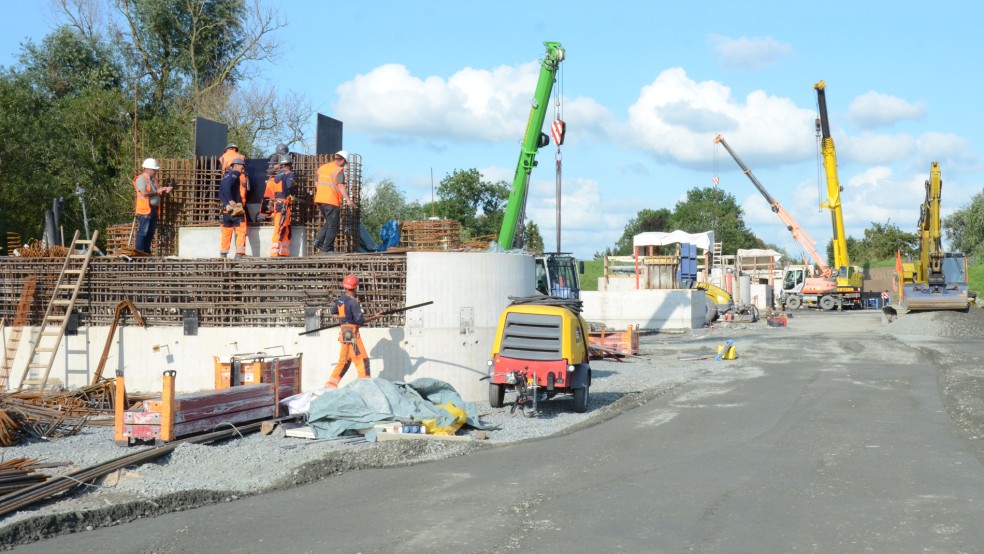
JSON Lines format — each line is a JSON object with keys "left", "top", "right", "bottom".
{"left": 0, "top": 275, "right": 37, "bottom": 390}
{"left": 16, "top": 230, "right": 99, "bottom": 391}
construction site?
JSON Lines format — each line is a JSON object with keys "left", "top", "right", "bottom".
{"left": 2, "top": 35, "right": 983, "bottom": 549}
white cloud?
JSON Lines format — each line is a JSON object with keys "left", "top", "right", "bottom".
{"left": 626, "top": 68, "right": 816, "bottom": 167}
{"left": 523, "top": 177, "right": 632, "bottom": 255}
{"left": 841, "top": 132, "right": 917, "bottom": 165}
{"left": 708, "top": 34, "right": 794, "bottom": 71}
{"left": 848, "top": 91, "right": 927, "bottom": 129}
{"left": 334, "top": 62, "right": 612, "bottom": 144}
{"left": 916, "top": 132, "right": 977, "bottom": 164}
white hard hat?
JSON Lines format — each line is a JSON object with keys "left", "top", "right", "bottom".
{"left": 142, "top": 158, "right": 160, "bottom": 170}
{"left": 335, "top": 150, "right": 349, "bottom": 161}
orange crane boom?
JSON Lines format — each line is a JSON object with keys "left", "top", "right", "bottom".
{"left": 713, "top": 134, "right": 831, "bottom": 278}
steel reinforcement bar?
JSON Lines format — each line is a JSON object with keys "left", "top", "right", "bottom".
{"left": 0, "top": 255, "right": 407, "bottom": 328}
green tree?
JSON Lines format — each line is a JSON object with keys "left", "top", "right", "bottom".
{"left": 669, "top": 187, "right": 762, "bottom": 254}
{"left": 825, "top": 236, "right": 863, "bottom": 267}
{"left": 360, "top": 179, "right": 409, "bottom": 239}
{"left": 613, "top": 208, "right": 671, "bottom": 255}
{"left": 944, "top": 191, "right": 984, "bottom": 260}
{"left": 856, "top": 220, "right": 918, "bottom": 262}
{"left": 522, "top": 220, "right": 545, "bottom": 254}
{"left": 435, "top": 168, "right": 509, "bottom": 239}
{"left": 0, "top": 26, "right": 130, "bottom": 247}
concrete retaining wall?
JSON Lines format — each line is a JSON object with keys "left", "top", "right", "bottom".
{"left": 178, "top": 226, "right": 309, "bottom": 258}
{"left": 581, "top": 289, "right": 704, "bottom": 330}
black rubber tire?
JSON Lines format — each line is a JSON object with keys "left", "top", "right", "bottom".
{"left": 786, "top": 295, "right": 803, "bottom": 310}
{"left": 819, "top": 295, "right": 836, "bottom": 311}
{"left": 705, "top": 297, "right": 719, "bottom": 324}
{"left": 489, "top": 383, "right": 505, "bottom": 408}
{"left": 572, "top": 386, "right": 589, "bottom": 413}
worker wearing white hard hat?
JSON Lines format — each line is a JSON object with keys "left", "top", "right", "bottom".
{"left": 132, "top": 158, "right": 171, "bottom": 254}
{"left": 313, "top": 150, "right": 355, "bottom": 254}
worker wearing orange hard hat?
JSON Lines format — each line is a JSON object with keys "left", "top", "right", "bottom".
{"left": 324, "top": 274, "right": 377, "bottom": 388}
{"left": 220, "top": 143, "right": 250, "bottom": 213}
{"left": 219, "top": 157, "right": 248, "bottom": 259}
{"left": 313, "top": 150, "right": 354, "bottom": 254}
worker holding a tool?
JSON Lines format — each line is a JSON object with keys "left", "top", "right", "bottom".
{"left": 313, "top": 150, "right": 354, "bottom": 255}
{"left": 220, "top": 143, "right": 250, "bottom": 205}
{"left": 219, "top": 157, "right": 248, "bottom": 259}
{"left": 132, "top": 158, "right": 172, "bottom": 254}
{"left": 324, "top": 274, "right": 379, "bottom": 388}
{"left": 262, "top": 155, "right": 294, "bottom": 257}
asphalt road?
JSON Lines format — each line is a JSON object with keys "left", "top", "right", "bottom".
{"left": 16, "top": 311, "right": 984, "bottom": 553}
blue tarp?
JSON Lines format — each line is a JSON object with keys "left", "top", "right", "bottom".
{"left": 293, "top": 378, "right": 493, "bottom": 441}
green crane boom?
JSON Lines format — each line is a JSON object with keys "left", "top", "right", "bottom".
{"left": 497, "top": 41, "right": 565, "bottom": 250}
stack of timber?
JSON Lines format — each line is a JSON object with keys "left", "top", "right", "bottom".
{"left": 116, "top": 355, "right": 301, "bottom": 445}
{"left": 0, "top": 255, "right": 407, "bottom": 328}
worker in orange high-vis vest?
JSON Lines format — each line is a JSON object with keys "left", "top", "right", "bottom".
{"left": 220, "top": 143, "right": 249, "bottom": 212}
{"left": 219, "top": 157, "right": 248, "bottom": 258}
{"left": 262, "top": 155, "right": 294, "bottom": 257}
{"left": 132, "top": 158, "right": 172, "bottom": 254}
{"left": 313, "top": 150, "right": 355, "bottom": 254}
{"left": 325, "top": 274, "right": 382, "bottom": 388}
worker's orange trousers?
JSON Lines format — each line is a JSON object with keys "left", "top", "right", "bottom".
{"left": 220, "top": 220, "right": 247, "bottom": 257}
{"left": 268, "top": 207, "right": 291, "bottom": 257}
{"left": 325, "top": 326, "right": 370, "bottom": 388}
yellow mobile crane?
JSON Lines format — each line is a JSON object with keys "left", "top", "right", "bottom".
{"left": 813, "top": 81, "right": 864, "bottom": 309}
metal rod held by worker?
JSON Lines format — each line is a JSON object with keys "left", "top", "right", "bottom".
{"left": 297, "top": 301, "right": 434, "bottom": 336}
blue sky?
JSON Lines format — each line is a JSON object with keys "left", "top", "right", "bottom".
{"left": 3, "top": 1, "right": 983, "bottom": 260}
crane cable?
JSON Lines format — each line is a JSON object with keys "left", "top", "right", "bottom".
{"left": 554, "top": 62, "right": 564, "bottom": 253}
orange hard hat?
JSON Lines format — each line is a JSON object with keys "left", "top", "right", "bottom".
{"left": 342, "top": 274, "right": 358, "bottom": 290}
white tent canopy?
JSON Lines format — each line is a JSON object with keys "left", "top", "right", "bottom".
{"left": 736, "top": 248, "right": 783, "bottom": 261}
{"left": 632, "top": 231, "right": 715, "bottom": 253}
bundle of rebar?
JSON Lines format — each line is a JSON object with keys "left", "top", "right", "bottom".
{"left": 12, "top": 239, "right": 70, "bottom": 259}
{"left": 400, "top": 219, "right": 462, "bottom": 251}
{"left": 0, "top": 458, "right": 67, "bottom": 495}
{"left": 105, "top": 223, "right": 136, "bottom": 253}
{"left": 0, "top": 397, "right": 90, "bottom": 445}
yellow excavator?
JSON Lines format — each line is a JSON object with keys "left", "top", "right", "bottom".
{"left": 897, "top": 162, "right": 970, "bottom": 311}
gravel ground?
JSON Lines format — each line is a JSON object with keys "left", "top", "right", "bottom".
{"left": 5, "top": 307, "right": 981, "bottom": 549}
{"left": 0, "top": 328, "right": 730, "bottom": 547}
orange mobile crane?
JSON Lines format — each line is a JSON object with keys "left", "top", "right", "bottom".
{"left": 713, "top": 134, "right": 845, "bottom": 310}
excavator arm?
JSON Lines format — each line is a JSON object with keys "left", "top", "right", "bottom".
{"left": 918, "top": 162, "right": 944, "bottom": 285}
{"left": 497, "top": 41, "right": 565, "bottom": 250}
{"left": 713, "top": 135, "right": 832, "bottom": 278}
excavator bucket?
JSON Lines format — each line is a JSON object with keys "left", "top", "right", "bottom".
{"left": 902, "top": 283, "right": 969, "bottom": 312}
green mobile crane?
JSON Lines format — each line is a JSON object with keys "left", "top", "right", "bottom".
{"left": 497, "top": 41, "right": 565, "bottom": 251}
{"left": 494, "top": 41, "right": 581, "bottom": 299}
{"left": 814, "top": 81, "right": 864, "bottom": 309}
